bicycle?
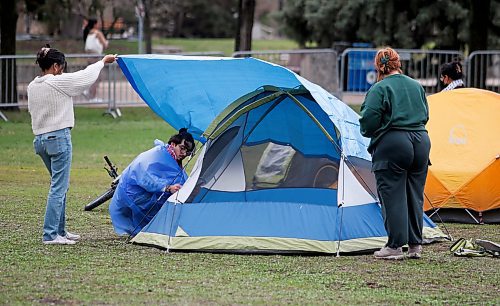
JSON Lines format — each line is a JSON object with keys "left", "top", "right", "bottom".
{"left": 84, "top": 156, "right": 120, "bottom": 211}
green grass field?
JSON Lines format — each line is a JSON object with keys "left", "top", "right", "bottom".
{"left": 1, "top": 108, "right": 499, "bottom": 305}
{"left": 17, "top": 38, "right": 299, "bottom": 56}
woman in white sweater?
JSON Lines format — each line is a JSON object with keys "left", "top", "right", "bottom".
{"left": 28, "top": 45, "right": 116, "bottom": 245}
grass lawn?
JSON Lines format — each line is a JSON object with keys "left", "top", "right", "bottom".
{"left": 0, "top": 107, "right": 499, "bottom": 305}
{"left": 17, "top": 38, "right": 299, "bottom": 57}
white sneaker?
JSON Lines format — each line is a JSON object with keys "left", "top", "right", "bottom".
{"left": 43, "top": 235, "right": 77, "bottom": 245}
{"left": 374, "top": 246, "right": 404, "bottom": 260}
{"left": 408, "top": 244, "right": 422, "bottom": 259}
{"left": 65, "top": 232, "right": 80, "bottom": 241}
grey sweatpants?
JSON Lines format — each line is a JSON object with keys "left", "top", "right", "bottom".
{"left": 371, "top": 130, "right": 431, "bottom": 248}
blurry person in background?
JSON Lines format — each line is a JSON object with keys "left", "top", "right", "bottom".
{"left": 440, "top": 59, "right": 465, "bottom": 91}
{"left": 83, "top": 18, "right": 109, "bottom": 101}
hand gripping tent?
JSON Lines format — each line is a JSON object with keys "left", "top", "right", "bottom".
{"left": 117, "top": 55, "right": 446, "bottom": 254}
{"left": 424, "top": 88, "right": 500, "bottom": 224}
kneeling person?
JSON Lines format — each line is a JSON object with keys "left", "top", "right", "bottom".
{"left": 109, "top": 128, "right": 194, "bottom": 236}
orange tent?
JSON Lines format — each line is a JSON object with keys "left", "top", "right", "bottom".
{"left": 424, "top": 88, "right": 500, "bottom": 223}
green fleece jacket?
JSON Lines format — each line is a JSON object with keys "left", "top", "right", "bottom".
{"left": 359, "top": 74, "right": 429, "bottom": 153}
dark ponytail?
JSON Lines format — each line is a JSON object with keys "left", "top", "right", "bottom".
{"left": 35, "top": 44, "right": 66, "bottom": 71}
{"left": 83, "top": 18, "right": 98, "bottom": 44}
{"left": 440, "top": 59, "right": 463, "bottom": 81}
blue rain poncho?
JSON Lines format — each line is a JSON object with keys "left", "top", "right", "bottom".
{"left": 109, "top": 141, "right": 188, "bottom": 236}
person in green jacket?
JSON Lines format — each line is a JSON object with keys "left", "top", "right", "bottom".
{"left": 359, "top": 47, "right": 431, "bottom": 260}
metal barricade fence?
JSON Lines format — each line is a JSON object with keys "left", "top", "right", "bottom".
{"left": 0, "top": 52, "right": 225, "bottom": 120}
{"left": 0, "top": 54, "right": 142, "bottom": 113}
{"left": 1, "top": 49, "right": 497, "bottom": 120}
{"left": 233, "top": 49, "right": 339, "bottom": 96}
{"left": 340, "top": 48, "right": 464, "bottom": 98}
{"left": 467, "top": 50, "right": 500, "bottom": 93}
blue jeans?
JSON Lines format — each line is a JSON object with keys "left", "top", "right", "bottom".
{"left": 33, "top": 128, "right": 72, "bottom": 241}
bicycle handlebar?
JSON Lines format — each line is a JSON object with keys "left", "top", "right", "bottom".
{"left": 104, "top": 155, "right": 119, "bottom": 178}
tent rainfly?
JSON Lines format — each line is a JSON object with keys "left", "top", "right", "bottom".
{"left": 424, "top": 88, "right": 500, "bottom": 224}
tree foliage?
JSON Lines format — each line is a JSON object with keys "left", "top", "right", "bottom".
{"left": 278, "top": 0, "right": 500, "bottom": 51}
{"left": 151, "top": 0, "right": 238, "bottom": 38}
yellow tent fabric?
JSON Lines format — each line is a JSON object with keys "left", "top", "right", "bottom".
{"left": 424, "top": 88, "right": 500, "bottom": 214}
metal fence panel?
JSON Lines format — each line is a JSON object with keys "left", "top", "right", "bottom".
{"left": 340, "top": 48, "right": 464, "bottom": 97}
{"left": 467, "top": 51, "right": 500, "bottom": 93}
{"left": 1, "top": 49, "right": 498, "bottom": 120}
{"left": 0, "top": 54, "right": 144, "bottom": 110}
{"left": 233, "top": 49, "right": 339, "bottom": 96}
{"left": 0, "top": 51, "right": 226, "bottom": 108}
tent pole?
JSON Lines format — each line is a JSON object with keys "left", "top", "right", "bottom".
{"left": 336, "top": 154, "right": 347, "bottom": 257}
{"left": 423, "top": 193, "right": 453, "bottom": 241}
{"left": 465, "top": 209, "right": 481, "bottom": 224}
{"left": 428, "top": 208, "right": 440, "bottom": 218}
{"left": 166, "top": 201, "right": 180, "bottom": 252}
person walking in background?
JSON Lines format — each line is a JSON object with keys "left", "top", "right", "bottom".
{"left": 440, "top": 59, "right": 465, "bottom": 91}
{"left": 28, "top": 45, "right": 117, "bottom": 245}
{"left": 83, "top": 18, "right": 108, "bottom": 55}
{"left": 83, "top": 18, "right": 109, "bottom": 101}
{"left": 359, "top": 47, "right": 431, "bottom": 260}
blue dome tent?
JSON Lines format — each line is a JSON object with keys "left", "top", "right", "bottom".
{"left": 117, "top": 55, "right": 446, "bottom": 254}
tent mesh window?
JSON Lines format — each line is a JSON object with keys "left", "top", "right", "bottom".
{"left": 241, "top": 142, "right": 339, "bottom": 190}
{"left": 187, "top": 94, "right": 343, "bottom": 203}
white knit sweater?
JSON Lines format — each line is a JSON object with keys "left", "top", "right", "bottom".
{"left": 28, "top": 61, "right": 105, "bottom": 135}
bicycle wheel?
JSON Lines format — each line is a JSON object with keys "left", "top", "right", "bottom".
{"left": 84, "top": 187, "right": 115, "bottom": 211}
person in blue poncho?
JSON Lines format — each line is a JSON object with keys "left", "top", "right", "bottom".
{"left": 109, "top": 128, "right": 195, "bottom": 236}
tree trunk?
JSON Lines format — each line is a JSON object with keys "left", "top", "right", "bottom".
{"left": 469, "top": 0, "right": 489, "bottom": 52}
{"left": 234, "top": 0, "right": 255, "bottom": 52}
{"left": 468, "top": 0, "right": 490, "bottom": 89}
{"left": 143, "top": 0, "right": 153, "bottom": 54}
{"left": 0, "top": 0, "right": 19, "bottom": 108}
{"left": 173, "top": 7, "right": 184, "bottom": 38}
{"left": 235, "top": 0, "right": 241, "bottom": 51}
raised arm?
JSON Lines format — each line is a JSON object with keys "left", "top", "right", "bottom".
{"left": 47, "top": 54, "right": 117, "bottom": 97}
